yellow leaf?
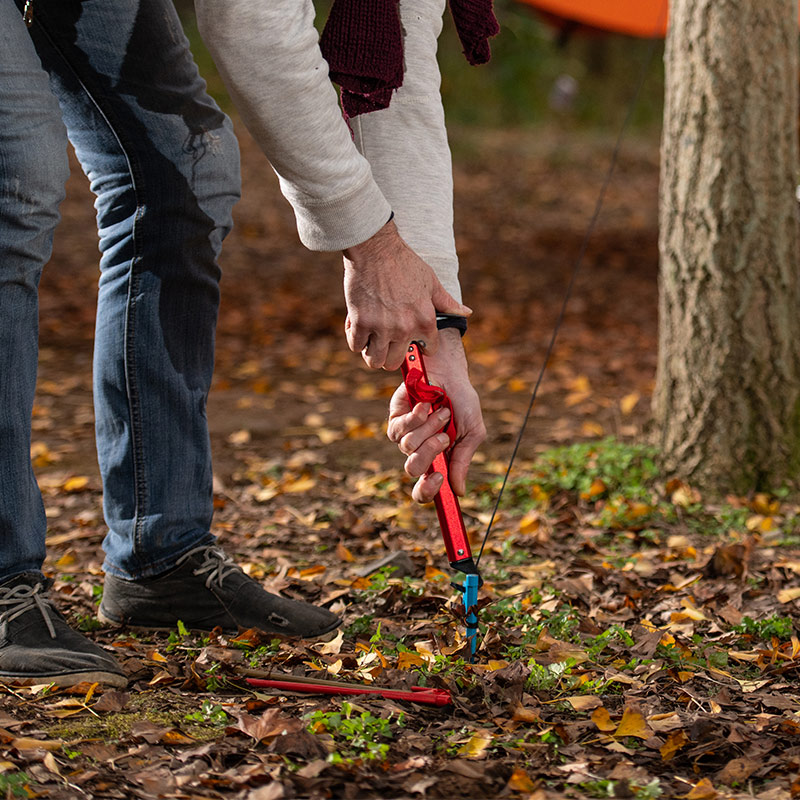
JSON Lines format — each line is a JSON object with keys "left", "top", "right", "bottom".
{"left": 283, "top": 476, "right": 316, "bottom": 493}
{"left": 620, "top": 392, "right": 640, "bottom": 415}
{"left": 508, "top": 378, "right": 527, "bottom": 393}
{"left": 567, "top": 375, "right": 591, "bottom": 393}
{"left": 566, "top": 391, "right": 591, "bottom": 407}
{"left": 581, "top": 421, "right": 605, "bottom": 437}
{"left": 161, "top": 729, "right": 196, "bottom": 745}
{"left": 530, "top": 484, "right": 550, "bottom": 505}
{"left": 580, "top": 479, "right": 607, "bottom": 501}
{"left": 679, "top": 599, "right": 707, "bottom": 621}
{"left": 628, "top": 501, "right": 653, "bottom": 518}
{"left": 62, "top": 476, "right": 90, "bottom": 493}
{"left": 424, "top": 566, "right": 450, "bottom": 583}
{"left": 344, "top": 418, "right": 378, "bottom": 439}
{"left": 746, "top": 514, "right": 776, "bottom": 533}
{"left": 54, "top": 552, "right": 76, "bottom": 569}
{"left": 660, "top": 729, "right": 689, "bottom": 761}
{"left": 31, "top": 442, "right": 55, "bottom": 468}
{"left": 297, "top": 565, "right": 326, "bottom": 580}
{"left": 147, "top": 649, "right": 167, "bottom": 663}
{"left": 507, "top": 768, "right": 537, "bottom": 793}
{"left": 751, "top": 493, "right": 780, "bottom": 515}
{"left": 458, "top": 731, "right": 493, "bottom": 759}
{"left": 591, "top": 706, "right": 616, "bottom": 732}
{"left": 397, "top": 651, "right": 425, "bottom": 670}
{"left": 519, "top": 512, "right": 540, "bottom": 535}
{"left": 684, "top": 778, "right": 717, "bottom": 799}
{"left": 778, "top": 586, "right": 800, "bottom": 604}
{"left": 614, "top": 708, "right": 653, "bottom": 739}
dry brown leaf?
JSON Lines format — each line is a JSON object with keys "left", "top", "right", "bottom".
{"left": 566, "top": 695, "right": 603, "bottom": 712}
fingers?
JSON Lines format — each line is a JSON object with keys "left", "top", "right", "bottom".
{"left": 403, "top": 431, "right": 450, "bottom": 480}
{"left": 431, "top": 282, "right": 473, "bottom": 320}
{"left": 446, "top": 421, "right": 487, "bottom": 496}
{"left": 344, "top": 314, "right": 369, "bottom": 354}
{"left": 412, "top": 472, "right": 444, "bottom": 504}
{"left": 398, "top": 407, "right": 450, "bottom": 455}
{"left": 347, "top": 320, "right": 436, "bottom": 370}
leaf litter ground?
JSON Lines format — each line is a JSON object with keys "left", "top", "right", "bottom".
{"left": 9, "top": 126, "right": 799, "bottom": 799}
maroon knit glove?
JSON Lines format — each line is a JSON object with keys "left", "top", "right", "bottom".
{"left": 320, "top": 0, "right": 404, "bottom": 119}
{"left": 449, "top": 0, "right": 500, "bottom": 65}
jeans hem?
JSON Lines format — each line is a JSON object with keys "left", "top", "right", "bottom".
{"left": 101, "top": 530, "right": 216, "bottom": 580}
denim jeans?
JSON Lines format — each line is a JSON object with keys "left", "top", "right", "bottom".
{"left": 0, "top": 0, "right": 241, "bottom": 580}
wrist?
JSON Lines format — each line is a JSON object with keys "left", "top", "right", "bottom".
{"left": 342, "top": 217, "right": 399, "bottom": 265}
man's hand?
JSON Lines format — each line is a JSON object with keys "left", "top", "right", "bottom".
{"left": 387, "top": 330, "right": 485, "bottom": 503}
{"left": 343, "top": 220, "right": 471, "bottom": 371}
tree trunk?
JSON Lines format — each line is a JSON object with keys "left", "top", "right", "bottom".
{"left": 654, "top": 0, "right": 800, "bottom": 493}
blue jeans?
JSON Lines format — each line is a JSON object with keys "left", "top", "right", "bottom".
{"left": 0, "top": 0, "right": 241, "bottom": 580}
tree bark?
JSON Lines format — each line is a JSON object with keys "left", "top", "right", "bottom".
{"left": 654, "top": 0, "right": 800, "bottom": 493}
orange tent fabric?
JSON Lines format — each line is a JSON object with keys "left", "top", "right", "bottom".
{"left": 518, "top": 0, "right": 800, "bottom": 38}
{"left": 517, "top": 0, "right": 668, "bottom": 37}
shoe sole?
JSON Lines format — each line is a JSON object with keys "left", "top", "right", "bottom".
{"left": 97, "top": 609, "right": 341, "bottom": 642}
{"left": 0, "top": 670, "right": 128, "bottom": 689}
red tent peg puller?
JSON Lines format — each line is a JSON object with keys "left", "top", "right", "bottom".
{"left": 243, "top": 669, "right": 451, "bottom": 707}
{"left": 401, "top": 341, "right": 482, "bottom": 663}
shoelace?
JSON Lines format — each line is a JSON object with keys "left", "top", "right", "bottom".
{"left": 0, "top": 582, "right": 57, "bottom": 640}
{"left": 176, "top": 545, "right": 241, "bottom": 590}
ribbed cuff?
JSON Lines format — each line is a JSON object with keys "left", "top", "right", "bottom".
{"left": 290, "top": 174, "right": 393, "bottom": 252}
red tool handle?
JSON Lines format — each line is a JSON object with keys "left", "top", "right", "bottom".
{"left": 401, "top": 343, "right": 476, "bottom": 574}
{"left": 245, "top": 678, "right": 452, "bottom": 706}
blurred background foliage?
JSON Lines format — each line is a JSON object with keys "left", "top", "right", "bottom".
{"left": 177, "top": 0, "right": 664, "bottom": 135}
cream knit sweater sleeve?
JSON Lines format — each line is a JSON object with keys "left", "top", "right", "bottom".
{"left": 195, "top": 0, "right": 461, "bottom": 301}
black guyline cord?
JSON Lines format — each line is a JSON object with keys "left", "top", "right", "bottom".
{"left": 475, "top": 3, "right": 668, "bottom": 568}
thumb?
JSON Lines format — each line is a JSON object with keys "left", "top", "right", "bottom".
{"left": 431, "top": 281, "right": 472, "bottom": 318}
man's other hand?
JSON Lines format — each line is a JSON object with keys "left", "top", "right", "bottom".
{"left": 387, "top": 330, "right": 485, "bottom": 503}
{"left": 342, "top": 220, "right": 471, "bottom": 371}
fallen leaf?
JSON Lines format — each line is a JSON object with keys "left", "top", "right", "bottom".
{"left": 591, "top": 706, "right": 616, "bottom": 732}
{"left": 777, "top": 587, "right": 800, "bottom": 604}
{"left": 62, "top": 476, "right": 90, "bottom": 493}
{"left": 319, "top": 630, "right": 344, "bottom": 655}
{"left": 684, "top": 778, "right": 717, "bottom": 799}
{"left": 614, "top": 708, "right": 653, "bottom": 739}
{"left": 620, "top": 392, "right": 640, "bottom": 415}
{"left": 458, "top": 731, "right": 493, "bottom": 759}
{"left": 718, "top": 757, "right": 759, "bottom": 786}
{"left": 507, "top": 767, "right": 537, "bottom": 793}
{"left": 397, "top": 651, "right": 425, "bottom": 669}
{"left": 566, "top": 695, "right": 603, "bottom": 712}
{"left": 660, "top": 729, "right": 689, "bottom": 761}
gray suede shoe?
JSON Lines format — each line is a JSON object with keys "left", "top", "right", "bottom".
{"left": 0, "top": 574, "right": 127, "bottom": 688}
{"left": 98, "top": 545, "right": 341, "bottom": 640}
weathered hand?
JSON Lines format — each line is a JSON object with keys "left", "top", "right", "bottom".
{"left": 342, "top": 220, "right": 471, "bottom": 371}
{"left": 387, "top": 330, "right": 485, "bottom": 503}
